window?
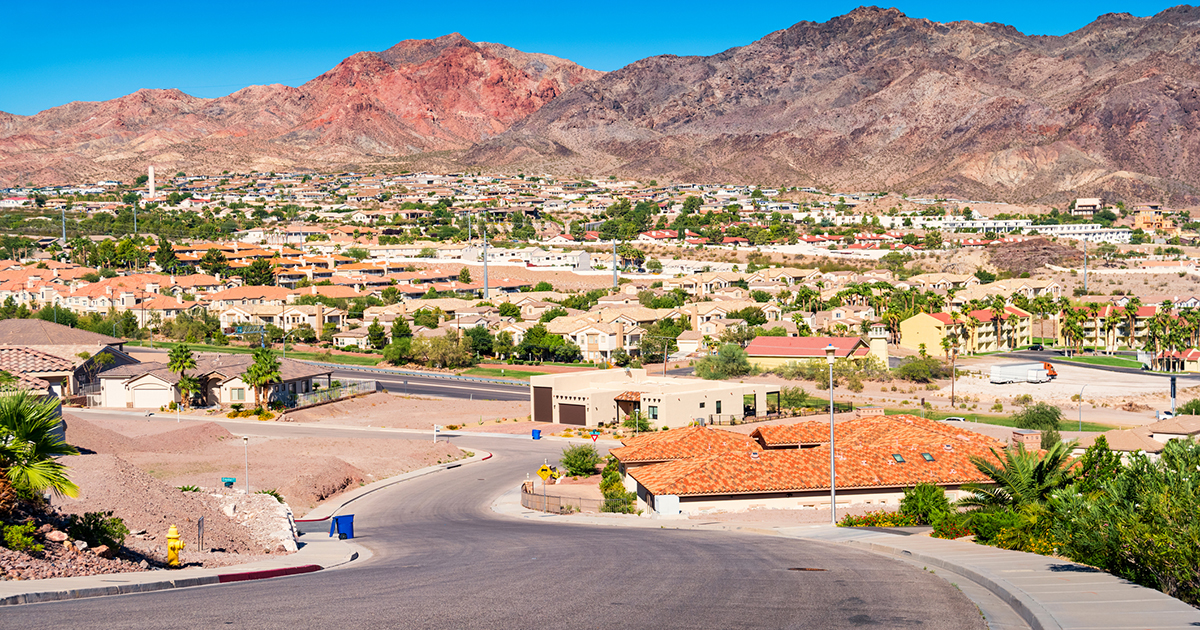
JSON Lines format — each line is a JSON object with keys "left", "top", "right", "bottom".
{"left": 921, "top": 453, "right": 935, "bottom": 462}
{"left": 699, "top": 402, "right": 705, "bottom": 409}
{"left": 231, "top": 388, "right": 245, "bottom": 402}
{"left": 716, "top": 400, "right": 722, "bottom": 414}
{"left": 648, "top": 406, "right": 658, "bottom": 420}
{"left": 891, "top": 454, "right": 906, "bottom": 463}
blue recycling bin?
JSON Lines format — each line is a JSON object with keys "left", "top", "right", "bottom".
{"left": 531, "top": 429, "right": 541, "bottom": 440}
{"left": 330, "top": 514, "right": 354, "bottom": 539}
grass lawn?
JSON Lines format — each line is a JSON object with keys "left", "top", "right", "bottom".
{"left": 127, "top": 340, "right": 382, "bottom": 367}
{"left": 461, "top": 367, "right": 546, "bottom": 380}
{"left": 1060, "top": 355, "right": 1144, "bottom": 369}
{"left": 884, "top": 408, "right": 1116, "bottom": 432}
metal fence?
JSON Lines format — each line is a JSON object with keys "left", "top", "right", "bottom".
{"left": 706, "top": 403, "right": 853, "bottom": 426}
{"left": 78, "top": 382, "right": 102, "bottom": 407}
{"left": 520, "top": 481, "right": 605, "bottom": 514}
{"left": 287, "top": 378, "right": 378, "bottom": 409}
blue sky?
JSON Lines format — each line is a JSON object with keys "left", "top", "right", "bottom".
{"left": 0, "top": 1, "right": 1188, "bottom": 116}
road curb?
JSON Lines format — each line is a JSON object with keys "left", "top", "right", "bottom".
{"left": 217, "top": 564, "right": 322, "bottom": 583}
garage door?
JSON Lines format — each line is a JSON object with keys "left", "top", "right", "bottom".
{"left": 560, "top": 404, "right": 586, "bottom": 426}
{"left": 132, "top": 386, "right": 172, "bottom": 409}
{"left": 533, "top": 387, "right": 552, "bottom": 423}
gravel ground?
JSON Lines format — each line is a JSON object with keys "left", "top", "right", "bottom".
{"left": 287, "top": 391, "right": 532, "bottom": 430}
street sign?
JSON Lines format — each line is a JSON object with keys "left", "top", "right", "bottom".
{"left": 222, "top": 477, "right": 236, "bottom": 488}
{"left": 590, "top": 431, "right": 599, "bottom": 443}
{"left": 537, "top": 465, "right": 554, "bottom": 481}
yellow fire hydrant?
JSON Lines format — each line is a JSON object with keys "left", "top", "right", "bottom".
{"left": 166, "top": 524, "right": 185, "bottom": 567}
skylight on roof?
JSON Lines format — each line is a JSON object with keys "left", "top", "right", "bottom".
{"left": 921, "top": 453, "right": 935, "bottom": 462}
{"left": 891, "top": 454, "right": 905, "bottom": 463}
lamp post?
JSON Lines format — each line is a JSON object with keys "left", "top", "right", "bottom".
{"left": 1078, "top": 384, "right": 1088, "bottom": 432}
{"left": 825, "top": 343, "right": 837, "bottom": 524}
{"left": 243, "top": 436, "right": 249, "bottom": 496}
{"left": 950, "top": 343, "right": 959, "bottom": 406}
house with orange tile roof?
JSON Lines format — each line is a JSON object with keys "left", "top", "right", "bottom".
{"left": 627, "top": 414, "right": 1004, "bottom": 517}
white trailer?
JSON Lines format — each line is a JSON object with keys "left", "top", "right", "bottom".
{"left": 990, "top": 363, "right": 1051, "bottom": 384}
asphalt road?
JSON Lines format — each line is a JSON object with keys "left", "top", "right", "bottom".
{"left": 5, "top": 429, "right": 986, "bottom": 629}
{"left": 328, "top": 366, "right": 530, "bottom": 402}
{"left": 1002, "top": 350, "right": 1200, "bottom": 381}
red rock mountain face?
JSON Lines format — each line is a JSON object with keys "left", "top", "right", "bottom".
{"left": 465, "top": 6, "right": 1200, "bottom": 204}
{"left": 0, "top": 34, "right": 601, "bottom": 186}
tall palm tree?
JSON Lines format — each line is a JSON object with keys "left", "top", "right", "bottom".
{"left": 1103, "top": 311, "right": 1121, "bottom": 354}
{"left": 167, "top": 343, "right": 197, "bottom": 409}
{"left": 1086, "top": 302, "right": 1102, "bottom": 354}
{"left": 1124, "top": 296, "right": 1142, "bottom": 351}
{"left": 989, "top": 295, "right": 1007, "bottom": 351}
{"left": 244, "top": 347, "right": 282, "bottom": 407}
{"left": 957, "top": 441, "right": 1075, "bottom": 512}
{"left": 0, "top": 391, "right": 80, "bottom": 513}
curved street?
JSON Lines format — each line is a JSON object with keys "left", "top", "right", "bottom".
{"left": 0, "top": 434, "right": 986, "bottom": 629}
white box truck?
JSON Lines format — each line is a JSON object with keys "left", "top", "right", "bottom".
{"left": 989, "top": 363, "right": 1051, "bottom": 384}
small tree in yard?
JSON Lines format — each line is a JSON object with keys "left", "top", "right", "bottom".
{"left": 561, "top": 444, "right": 602, "bottom": 477}
{"left": 623, "top": 411, "right": 652, "bottom": 434}
{"left": 899, "top": 482, "right": 950, "bottom": 525}
{"left": 694, "top": 344, "right": 752, "bottom": 380}
{"left": 244, "top": 347, "right": 282, "bottom": 406}
{"left": 457, "top": 267, "right": 472, "bottom": 283}
{"left": 1013, "top": 402, "right": 1064, "bottom": 432}
{"left": 367, "top": 318, "right": 387, "bottom": 350}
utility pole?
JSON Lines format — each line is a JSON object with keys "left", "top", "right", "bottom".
{"left": 1083, "top": 238, "right": 1087, "bottom": 294}
{"left": 612, "top": 240, "right": 618, "bottom": 290}
{"left": 481, "top": 215, "right": 489, "bottom": 300}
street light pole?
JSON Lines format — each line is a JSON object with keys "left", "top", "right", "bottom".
{"left": 243, "top": 436, "right": 249, "bottom": 496}
{"left": 825, "top": 343, "right": 837, "bottom": 525}
{"left": 1078, "top": 384, "right": 1088, "bottom": 432}
{"left": 951, "top": 344, "right": 959, "bottom": 406}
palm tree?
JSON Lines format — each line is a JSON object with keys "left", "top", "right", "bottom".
{"left": 1103, "top": 311, "right": 1121, "bottom": 354}
{"left": 244, "top": 347, "right": 282, "bottom": 407}
{"left": 957, "top": 441, "right": 1075, "bottom": 512}
{"left": 0, "top": 391, "right": 80, "bottom": 513}
{"left": 1124, "top": 296, "right": 1142, "bottom": 350}
{"left": 167, "top": 343, "right": 196, "bottom": 409}
{"left": 989, "top": 295, "right": 1007, "bottom": 351}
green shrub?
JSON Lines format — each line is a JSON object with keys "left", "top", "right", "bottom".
{"left": 964, "top": 510, "right": 1025, "bottom": 544}
{"left": 931, "top": 512, "right": 973, "bottom": 539}
{"left": 599, "top": 455, "right": 636, "bottom": 513}
{"left": 256, "top": 489, "right": 285, "bottom": 503}
{"left": 560, "top": 444, "right": 602, "bottom": 477}
{"left": 2, "top": 521, "right": 44, "bottom": 553}
{"left": 622, "top": 411, "right": 651, "bottom": 433}
{"left": 178, "top": 485, "right": 201, "bottom": 492}
{"left": 892, "top": 356, "right": 952, "bottom": 383}
{"left": 838, "top": 511, "right": 920, "bottom": 527}
{"left": 899, "top": 483, "right": 950, "bottom": 525}
{"left": 66, "top": 511, "right": 130, "bottom": 549}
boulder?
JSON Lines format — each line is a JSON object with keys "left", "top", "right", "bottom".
{"left": 74, "top": 540, "right": 88, "bottom": 551}
{"left": 45, "top": 530, "right": 68, "bottom": 543}
{"left": 93, "top": 545, "right": 114, "bottom": 559}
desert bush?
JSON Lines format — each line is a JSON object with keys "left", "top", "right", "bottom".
{"left": 963, "top": 510, "right": 1025, "bottom": 544}
{"left": 178, "top": 485, "right": 201, "bottom": 492}
{"left": 893, "top": 356, "right": 951, "bottom": 383}
{"left": 66, "top": 511, "right": 130, "bottom": 549}
{"left": 256, "top": 489, "right": 285, "bottom": 503}
{"left": 930, "top": 512, "right": 972, "bottom": 539}
{"left": 2, "top": 521, "right": 43, "bottom": 553}
{"left": 899, "top": 483, "right": 950, "bottom": 525}
{"left": 560, "top": 444, "right": 602, "bottom": 477}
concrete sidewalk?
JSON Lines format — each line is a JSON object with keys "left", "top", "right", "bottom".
{"left": 0, "top": 530, "right": 363, "bottom": 606}
{"left": 491, "top": 486, "right": 1200, "bottom": 630}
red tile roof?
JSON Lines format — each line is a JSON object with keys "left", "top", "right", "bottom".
{"left": 745, "top": 336, "right": 868, "bottom": 358}
{"left": 609, "top": 426, "right": 761, "bottom": 464}
{"left": 751, "top": 414, "right": 1001, "bottom": 450}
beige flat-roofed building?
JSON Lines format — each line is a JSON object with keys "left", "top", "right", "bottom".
{"left": 529, "top": 369, "right": 776, "bottom": 429}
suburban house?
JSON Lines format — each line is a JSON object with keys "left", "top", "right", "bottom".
{"left": 530, "top": 369, "right": 775, "bottom": 428}
{"left": 609, "top": 426, "right": 761, "bottom": 491}
{"left": 0, "top": 319, "right": 137, "bottom": 394}
{"left": 625, "top": 413, "right": 1004, "bottom": 517}
{"left": 1074, "top": 416, "right": 1200, "bottom": 461}
{"left": 745, "top": 326, "right": 888, "bottom": 370}
{"left": 97, "top": 354, "right": 334, "bottom": 409}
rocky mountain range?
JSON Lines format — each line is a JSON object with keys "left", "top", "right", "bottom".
{"left": 467, "top": 5, "right": 1200, "bottom": 204}
{"left": 4, "top": 7, "right": 1200, "bottom": 204}
{"left": 0, "top": 34, "right": 600, "bottom": 187}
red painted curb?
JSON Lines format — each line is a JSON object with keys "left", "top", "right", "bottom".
{"left": 481, "top": 452, "right": 492, "bottom": 461}
{"left": 217, "top": 564, "right": 322, "bottom": 583}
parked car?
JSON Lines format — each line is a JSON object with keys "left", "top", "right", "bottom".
{"left": 1029, "top": 344, "right": 1044, "bottom": 351}
{"left": 1156, "top": 410, "right": 1175, "bottom": 421}
{"left": 941, "top": 416, "right": 967, "bottom": 422}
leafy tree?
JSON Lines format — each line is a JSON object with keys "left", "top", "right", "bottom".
{"left": 694, "top": 344, "right": 753, "bottom": 380}
{"left": 464, "top": 326, "right": 494, "bottom": 356}
{"left": 497, "top": 302, "right": 521, "bottom": 318}
{"left": 491, "top": 331, "right": 514, "bottom": 360}
{"left": 0, "top": 391, "right": 80, "bottom": 509}
{"left": 457, "top": 268, "right": 472, "bottom": 283}
{"left": 383, "top": 338, "right": 413, "bottom": 365}
{"left": 199, "top": 248, "right": 230, "bottom": 276}
{"left": 533, "top": 281, "right": 553, "bottom": 292}
{"left": 974, "top": 269, "right": 997, "bottom": 284}
{"left": 367, "top": 319, "right": 387, "bottom": 350}
{"left": 560, "top": 444, "right": 602, "bottom": 477}
{"left": 154, "top": 236, "right": 178, "bottom": 272}
{"left": 728, "top": 307, "right": 767, "bottom": 326}
{"left": 36, "top": 305, "right": 78, "bottom": 329}
{"left": 419, "top": 247, "right": 438, "bottom": 258}
{"left": 239, "top": 258, "right": 275, "bottom": 286}
{"left": 1012, "top": 402, "right": 1064, "bottom": 432}
{"left": 412, "top": 309, "right": 441, "bottom": 329}
{"left": 539, "top": 307, "right": 568, "bottom": 323}
{"left": 646, "top": 259, "right": 663, "bottom": 273}
{"left": 345, "top": 247, "right": 370, "bottom": 262}
{"left": 391, "top": 318, "right": 412, "bottom": 340}
{"left": 1176, "top": 398, "right": 1200, "bottom": 415}
{"left": 893, "top": 356, "right": 951, "bottom": 383}
{"left": 243, "top": 347, "right": 282, "bottom": 406}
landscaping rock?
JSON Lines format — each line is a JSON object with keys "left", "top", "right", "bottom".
{"left": 74, "top": 540, "right": 88, "bottom": 551}
{"left": 93, "top": 545, "right": 114, "bottom": 559}
{"left": 45, "top": 530, "right": 68, "bottom": 543}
